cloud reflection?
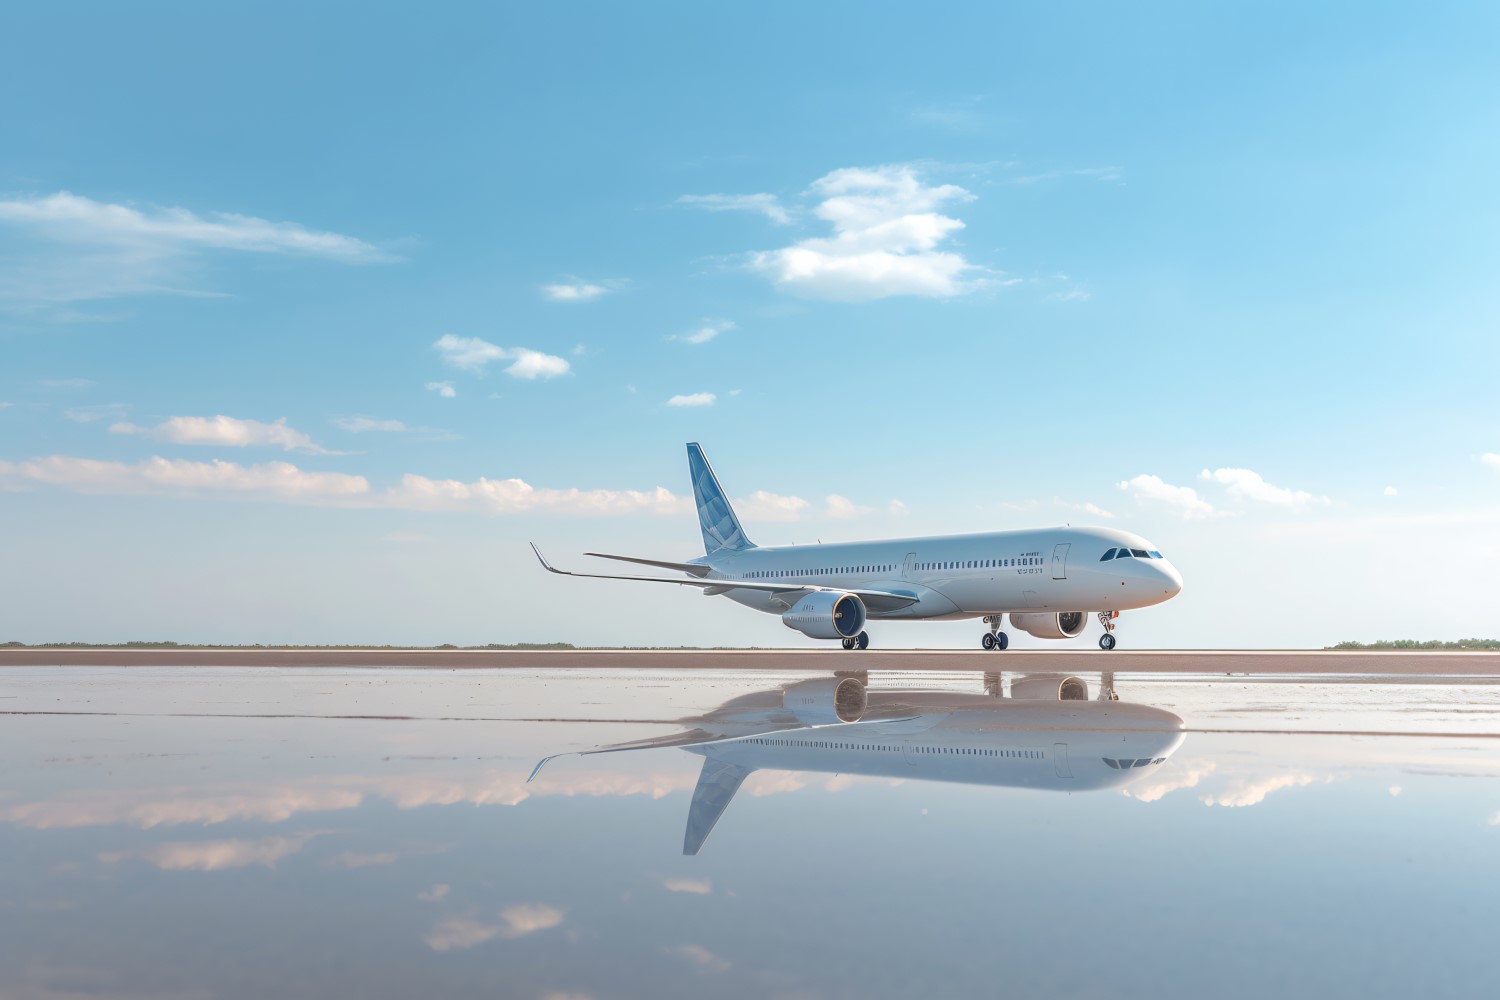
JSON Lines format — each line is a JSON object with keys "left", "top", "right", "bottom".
{"left": 99, "top": 832, "right": 324, "bottom": 871}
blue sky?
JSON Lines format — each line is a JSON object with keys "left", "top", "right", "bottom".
{"left": 2, "top": 1, "right": 1498, "bottom": 646}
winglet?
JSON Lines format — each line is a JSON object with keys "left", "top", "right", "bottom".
{"left": 529, "top": 543, "right": 561, "bottom": 574}
{"left": 527, "top": 752, "right": 569, "bottom": 782}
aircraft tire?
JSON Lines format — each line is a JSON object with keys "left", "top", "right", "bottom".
{"left": 856, "top": 631, "right": 869, "bottom": 650}
{"left": 841, "top": 637, "right": 853, "bottom": 650}
{"left": 1099, "top": 633, "right": 1117, "bottom": 651}
{"left": 981, "top": 633, "right": 996, "bottom": 650}
{"left": 997, "top": 631, "right": 1009, "bottom": 650}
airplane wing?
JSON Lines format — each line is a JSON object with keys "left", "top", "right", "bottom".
{"left": 530, "top": 544, "right": 920, "bottom": 610}
{"left": 585, "top": 552, "right": 712, "bottom": 577}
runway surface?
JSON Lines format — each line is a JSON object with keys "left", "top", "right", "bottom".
{"left": 4, "top": 647, "right": 1499, "bottom": 674}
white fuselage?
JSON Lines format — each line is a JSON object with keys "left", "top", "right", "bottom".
{"left": 692, "top": 525, "right": 1183, "bottom": 621}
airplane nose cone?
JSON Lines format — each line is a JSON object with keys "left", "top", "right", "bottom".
{"left": 1159, "top": 561, "right": 1183, "bottom": 598}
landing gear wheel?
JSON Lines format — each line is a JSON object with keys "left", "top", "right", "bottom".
{"left": 1099, "top": 633, "right": 1117, "bottom": 651}
{"left": 841, "top": 637, "right": 854, "bottom": 650}
{"left": 996, "top": 631, "right": 1009, "bottom": 651}
{"left": 855, "top": 631, "right": 870, "bottom": 651}
{"left": 981, "top": 632, "right": 996, "bottom": 650}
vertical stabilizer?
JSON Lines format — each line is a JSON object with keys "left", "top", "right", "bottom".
{"left": 683, "top": 756, "right": 753, "bottom": 856}
{"left": 687, "top": 443, "right": 755, "bottom": 553}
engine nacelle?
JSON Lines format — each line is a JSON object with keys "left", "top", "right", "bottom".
{"left": 1008, "top": 611, "right": 1087, "bottom": 640}
{"left": 782, "top": 677, "right": 867, "bottom": 724}
{"left": 1010, "top": 674, "right": 1090, "bottom": 701}
{"left": 781, "top": 591, "right": 866, "bottom": 640}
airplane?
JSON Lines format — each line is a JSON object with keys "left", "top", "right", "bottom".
{"left": 530, "top": 671, "right": 1186, "bottom": 855}
{"left": 531, "top": 442, "right": 1183, "bottom": 651}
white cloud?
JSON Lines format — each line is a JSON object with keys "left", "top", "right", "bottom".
{"left": 734, "top": 490, "right": 809, "bottom": 522}
{"left": 669, "top": 319, "right": 735, "bottom": 345}
{"left": 1055, "top": 498, "right": 1115, "bottom": 519}
{"left": 1123, "top": 762, "right": 1216, "bottom": 803}
{"left": 0, "top": 191, "right": 388, "bottom": 305}
{"left": 433, "top": 335, "right": 570, "bottom": 379}
{"left": 380, "top": 474, "right": 690, "bottom": 517}
{"left": 667, "top": 392, "right": 716, "bottom": 407}
{"left": 540, "top": 279, "right": 608, "bottom": 302}
{"left": 1384, "top": 485, "right": 1399, "bottom": 497}
{"left": 99, "top": 832, "right": 322, "bottom": 871}
{"left": 110, "top": 415, "right": 332, "bottom": 454}
{"left": 748, "top": 165, "right": 989, "bottom": 301}
{"left": 1483, "top": 453, "right": 1500, "bottom": 471}
{"left": 426, "top": 381, "right": 456, "bottom": 398}
{"left": 335, "top": 416, "right": 409, "bottom": 433}
{"left": 665, "top": 944, "right": 731, "bottom": 973}
{"left": 499, "top": 903, "right": 565, "bottom": 937}
{"left": 417, "top": 883, "right": 450, "bottom": 902}
{"left": 425, "top": 916, "right": 504, "bottom": 953}
{"left": 1117, "top": 474, "right": 1219, "bottom": 519}
{"left": 678, "top": 193, "right": 790, "bottom": 225}
{"left": 1201, "top": 773, "right": 1327, "bottom": 808}
{"left": 63, "top": 403, "right": 129, "bottom": 423}
{"left": 1200, "top": 467, "right": 1331, "bottom": 507}
{"left": 1, "top": 455, "right": 368, "bottom": 502}
{"left": 0, "top": 401, "right": 13, "bottom": 410}
{"left": 825, "top": 494, "right": 871, "bottom": 519}
{"left": 663, "top": 878, "right": 713, "bottom": 895}
{"left": 889, "top": 499, "right": 908, "bottom": 515}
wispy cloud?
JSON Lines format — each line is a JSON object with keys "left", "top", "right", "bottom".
{"left": 667, "top": 392, "right": 715, "bottom": 407}
{"left": 1008, "top": 165, "right": 1122, "bottom": 185}
{"left": 324, "top": 850, "right": 398, "bottom": 870}
{"left": 426, "top": 381, "right": 456, "bottom": 398}
{"left": 1, "top": 455, "right": 368, "bottom": 502}
{"left": 1055, "top": 498, "right": 1115, "bottom": 520}
{"left": 663, "top": 878, "right": 714, "bottom": 895}
{"left": 433, "top": 335, "right": 570, "bottom": 379}
{"left": 669, "top": 319, "right": 735, "bottom": 345}
{"left": 335, "top": 416, "right": 408, "bottom": 433}
{"left": 63, "top": 403, "right": 129, "bottom": 423}
{"left": 540, "top": 278, "right": 612, "bottom": 302}
{"left": 0, "top": 191, "right": 391, "bottom": 306}
{"left": 1201, "top": 773, "right": 1329, "bottom": 808}
{"left": 1200, "top": 467, "right": 1331, "bottom": 507}
{"left": 417, "top": 883, "right": 450, "bottom": 902}
{"left": 1384, "top": 485, "right": 1399, "bottom": 497}
{"left": 39, "top": 378, "right": 95, "bottom": 389}
{"left": 1482, "top": 452, "right": 1500, "bottom": 471}
{"left": 678, "top": 193, "right": 790, "bottom": 225}
{"left": 824, "top": 494, "right": 871, "bottom": 519}
{"left": 748, "top": 164, "right": 990, "bottom": 301}
{"left": 424, "top": 904, "right": 565, "bottom": 952}
{"left": 110, "top": 415, "right": 335, "bottom": 455}
{"left": 663, "top": 944, "right": 731, "bottom": 973}
{"left": 1117, "top": 474, "right": 1219, "bottom": 520}
{"left": 99, "top": 832, "right": 323, "bottom": 871}
{"left": 735, "top": 490, "right": 809, "bottom": 522}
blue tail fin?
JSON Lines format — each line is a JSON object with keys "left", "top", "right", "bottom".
{"left": 687, "top": 443, "right": 754, "bottom": 553}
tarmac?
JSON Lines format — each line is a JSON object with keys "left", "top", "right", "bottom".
{"left": 3, "top": 647, "right": 1499, "bottom": 674}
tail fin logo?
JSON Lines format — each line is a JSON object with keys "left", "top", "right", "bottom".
{"left": 687, "top": 443, "right": 754, "bottom": 553}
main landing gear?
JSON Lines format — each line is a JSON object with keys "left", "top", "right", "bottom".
{"left": 980, "top": 615, "right": 1009, "bottom": 651}
{"left": 1098, "top": 610, "right": 1119, "bottom": 650}
{"left": 840, "top": 632, "right": 870, "bottom": 651}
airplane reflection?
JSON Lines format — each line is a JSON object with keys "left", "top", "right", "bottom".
{"left": 532, "top": 672, "right": 1185, "bottom": 855}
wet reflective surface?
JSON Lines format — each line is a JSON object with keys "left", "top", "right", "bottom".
{"left": 6, "top": 666, "right": 1500, "bottom": 999}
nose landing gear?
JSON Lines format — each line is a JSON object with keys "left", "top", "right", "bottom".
{"left": 980, "top": 615, "right": 1009, "bottom": 651}
{"left": 1098, "top": 611, "right": 1119, "bottom": 650}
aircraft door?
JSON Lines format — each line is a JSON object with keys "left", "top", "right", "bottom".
{"left": 1053, "top": 743, "right": 1073, "bottom": 778}
{"left": 1051, "top": 543, "right": 1071, "bottom": 580}
{"left": 902, "top": 552, "right": 917, "bottom": 579}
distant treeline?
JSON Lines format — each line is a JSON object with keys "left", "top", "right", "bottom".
{"left": 1328, "top": 639, "right": 1500, "bottom": 650}
{"left": 1, "top": 640, "right": 578, "bottom": 650}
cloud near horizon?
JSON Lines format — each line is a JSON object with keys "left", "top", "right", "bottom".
{"left": 110, "top": 415, "right": 335, "bottom": 455}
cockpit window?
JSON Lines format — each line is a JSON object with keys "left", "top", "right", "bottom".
{"left": 1100, "top": 548, "right": 1117, "bottom": 561}
{"left": 1149, "top": 550, "right": 1163, "bottom": 559}
{"left": 1130, "top": 548, "right": 1149, "bottom": 558}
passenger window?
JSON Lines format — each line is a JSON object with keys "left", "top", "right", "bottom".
{"left": 1100, "top": 548, "right": 1117, "bottom": 561}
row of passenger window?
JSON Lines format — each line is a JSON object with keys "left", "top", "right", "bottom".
{"left": 1103, "top": 757, "right": 1166, "bottom": 768}
{"left": 1099, "top": 548, "right": 1164, "bottom": 561}
{"left": 917, "top": 557, "right": 1041, "bottom": 571}
{"left": 743, "top": 736, "right": 1041, "bottom": 759}
{"left": 745, "top": 563, "right": 894, "bottom": 579}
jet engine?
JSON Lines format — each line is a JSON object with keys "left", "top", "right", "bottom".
{"left": 1008, "top": 611, "right": 1087, "bottom": 640}
{"left": 782, "top": 677, "right": 867, "bottom": 724}
{"left": 1009, "top": 674, "right": 1090, "bottom": 701}
{"left": 781, "top": 591, "right": 866, "bottom": 640}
